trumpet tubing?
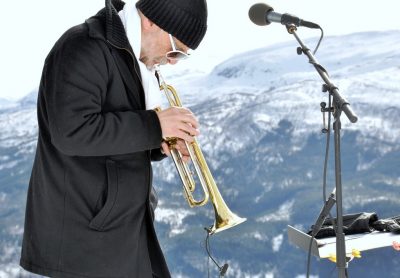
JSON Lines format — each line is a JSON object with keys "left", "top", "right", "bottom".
{"left": 155, "top": 66, "right": 246, "bottom": 234}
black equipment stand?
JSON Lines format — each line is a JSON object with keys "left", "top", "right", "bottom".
{"left": 285, "top": 24, "right": 358, "bottom": 278}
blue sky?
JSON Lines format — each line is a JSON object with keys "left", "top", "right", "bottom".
{"left": 1, "top": 0, "right": 399, "bottom": 100}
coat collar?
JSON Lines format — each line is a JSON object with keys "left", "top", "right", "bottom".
{"left": 105, "top": 0, "right": 131, "bottom": 48}
{"left": 87, "top": 0, "right": 132, "bottom": 51}
{"left": 85, "top": 0, "right": 145, "bottom": 108}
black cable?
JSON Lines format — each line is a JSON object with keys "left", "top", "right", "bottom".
{"left": 204, "top": 227, "right": 229, "bottom": 277}
{"left": 313, "top": 26, "right": 324, "bottom": 55}
{"left": 306, "top": 233, "right": 315, "bottom": 278}
{"left": 207, "top": 240, "right": 210, "bottom": 278}
{"left": 305, "top": 27, "right": 328, "bottom": 78}
{"left": 306, "top": 93, "right": 333, "bottom": 278}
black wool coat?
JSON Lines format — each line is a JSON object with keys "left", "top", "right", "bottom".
{"left": 20, "top": 1, "right": 171, "bottom": 277}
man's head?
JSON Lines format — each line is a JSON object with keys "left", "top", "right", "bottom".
{"left": 136, "top": 0, "right": 208, "bottom": 68}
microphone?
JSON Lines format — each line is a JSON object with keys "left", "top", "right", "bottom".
{"left": 248, "top": 3, "right": 320, "bottom": 29}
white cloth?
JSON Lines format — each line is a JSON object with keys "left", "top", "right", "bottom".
{"left": 118, "top": 1, "right": 163, "bottom": 110}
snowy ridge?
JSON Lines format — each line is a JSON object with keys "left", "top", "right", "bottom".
{"left": 168, "top": 31, "right": 400, "bottom": 153}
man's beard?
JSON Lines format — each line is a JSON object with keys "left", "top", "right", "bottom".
{"left": 141, "top": 55, "right": 168, "bottom": 70}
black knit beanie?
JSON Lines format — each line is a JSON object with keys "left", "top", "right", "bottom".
{"left": 136, "top": 0, "right": 208, "bottom": 50}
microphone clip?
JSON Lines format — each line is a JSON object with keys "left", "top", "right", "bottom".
{"left": 320, "top": 102, "right": 334, "bottom": 133}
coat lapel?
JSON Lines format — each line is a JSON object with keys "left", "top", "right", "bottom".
{"left": 104, "top": 0, "right": 146, "bottom": 109}
{"left": 110, "top": 49, "right": 145, "bottom": 109}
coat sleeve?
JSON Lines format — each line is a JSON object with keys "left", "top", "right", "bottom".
{"left": 44, "top": 33, "right": 163, "bottom": 156}
{"left": 150, "top": 148, "right": 167, "bottom": 161}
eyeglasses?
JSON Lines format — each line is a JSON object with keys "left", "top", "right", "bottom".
{"left": 165, "top": 34, "right": 190, "bottom": 61}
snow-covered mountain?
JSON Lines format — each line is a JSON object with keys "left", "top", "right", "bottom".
{"left": 171, "top": 31, "right": 400, "bottom": 147}
{"left": 1, "top": 30, "right": 400, "bottom": 277}
{"left": 0, "top": 98, "right": 18, "bottom": 111}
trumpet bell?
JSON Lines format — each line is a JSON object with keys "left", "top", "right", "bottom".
{"left": 211, "top": 207, "right": 247, "bottom": 235}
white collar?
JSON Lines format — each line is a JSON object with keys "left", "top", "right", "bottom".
{"left": 118, "top": 1, "right": 141, "bottom": 58}
{"left": 118, "top": 1, "right": 163, "bottom": 110}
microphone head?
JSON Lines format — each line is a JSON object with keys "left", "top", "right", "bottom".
{"left": 220, "top": 264, "right": 229, "bottom": 276}
{"left": 248, "top": 3, "right": 274, "bottom": 26}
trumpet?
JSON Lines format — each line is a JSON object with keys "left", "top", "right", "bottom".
{"left": 154, "top": 65, "right": 246, "bottom": 234}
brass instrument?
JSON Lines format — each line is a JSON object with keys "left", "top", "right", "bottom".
{"left": 154, "top": 65, "right": 246, "bottom": 234}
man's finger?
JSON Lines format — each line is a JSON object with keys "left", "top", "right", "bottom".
{"left": 161, "top": 142, "right": 171, "bottom": 156}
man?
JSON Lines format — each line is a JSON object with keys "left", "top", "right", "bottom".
{"left": 20, "top": 0, "right": 207, "bottom": 277}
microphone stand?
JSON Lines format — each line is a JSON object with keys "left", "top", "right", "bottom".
{"left": 284, "top": 24, "right": 358, "bottom": 278}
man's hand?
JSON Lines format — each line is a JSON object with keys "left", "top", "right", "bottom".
{"left": 156, "top": 107, "right": 200, "bottom": 142}
{"left": 161, "top": 139, "right": 192, "bottom": 163}
{"left": 393, "top": 241, "right": 400, "bottom": 251}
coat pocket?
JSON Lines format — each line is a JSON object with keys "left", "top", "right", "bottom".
{"left": 89, "top": 159, "right": 118, "bottom": 231}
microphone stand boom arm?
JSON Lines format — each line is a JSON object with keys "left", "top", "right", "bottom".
{"left": 286, "top": 24, "right": 358, "bottom": 123}
{"left": 285, "top": 24, "right": 358, "bottom": 278}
